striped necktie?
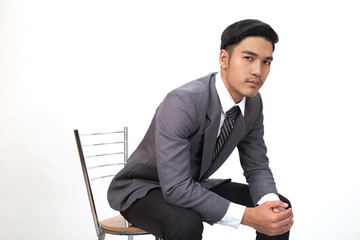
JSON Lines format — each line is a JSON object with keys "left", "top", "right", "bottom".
{"left": 212, "top": 105, "right": 240, "bottom": 160}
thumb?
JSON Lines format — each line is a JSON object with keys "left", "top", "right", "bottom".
{"left": 267, "top": 200, "right": 289, "bottom": 209}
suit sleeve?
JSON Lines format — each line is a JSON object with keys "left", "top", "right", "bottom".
{"left": 155, "top": 91, "right": 230, "bottom": 224}
{"left": 237, "top": 96, "right": 278, "bottom": 205}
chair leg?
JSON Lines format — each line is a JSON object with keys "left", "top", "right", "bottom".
{"left": 98, "top": 232, "right": 105, "bottom": 240}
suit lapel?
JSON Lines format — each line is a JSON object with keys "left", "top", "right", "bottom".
{"left": 198, "top": 74, "right": 221, "bottom": 180}
{"left": 199, "top": 112, "right": 221, "bottom": 179}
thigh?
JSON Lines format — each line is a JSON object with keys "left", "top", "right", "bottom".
{"left": 210, "top": 182, "right": 291, "bottom": 207}
{"left": 210, "top": 182, "right": 255, "bottom": 207}
{"left": 121, "top": 189, "right": 203, "bottom": 240}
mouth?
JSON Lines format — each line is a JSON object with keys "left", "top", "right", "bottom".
{"left": 246, "top": 79, "right": 261, "bottom": 87}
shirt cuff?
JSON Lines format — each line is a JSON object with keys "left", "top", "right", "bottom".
{"left": 217, "top": 203, "right": 245, "bottom": 228}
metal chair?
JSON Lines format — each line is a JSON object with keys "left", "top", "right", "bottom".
{"left": 74, "top": 128, "right": 161, "bottom": 240}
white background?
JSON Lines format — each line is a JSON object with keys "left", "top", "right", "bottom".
{"left": 1, "top": 0, "right": 360, "bottom": 239}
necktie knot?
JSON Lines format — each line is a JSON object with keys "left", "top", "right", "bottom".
{"left": 226, "top": 105, "right": 240, "bottom": 123}
{"left": 226, "top": 105, "right": 240, "bottom": 120}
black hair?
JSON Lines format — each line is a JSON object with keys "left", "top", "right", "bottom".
{"left": 220, "top": 19, "right": 279, "bottom": 55}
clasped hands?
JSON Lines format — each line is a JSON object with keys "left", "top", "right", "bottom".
{"left": 241, "top": 200, "right": 294, "bottom": 236}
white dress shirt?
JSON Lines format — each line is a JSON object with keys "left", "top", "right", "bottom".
{"left": 215, "top": 73, "right": 279, "bottom": 228}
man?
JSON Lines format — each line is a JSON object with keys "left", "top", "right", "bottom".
{"left": 108, "top": 19, "right": 294, "bottom": 240}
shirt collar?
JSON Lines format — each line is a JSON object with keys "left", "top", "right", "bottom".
{"left": 215, "top": 72, "right": 246, "bottom": 116}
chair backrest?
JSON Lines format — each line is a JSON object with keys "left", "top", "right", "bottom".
{"left": 74, "top": 128, "right": 128, "bottom": 236}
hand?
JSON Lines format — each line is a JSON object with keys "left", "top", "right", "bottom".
{"left": 241, "top": 200, "right": 294, "bottom": 236}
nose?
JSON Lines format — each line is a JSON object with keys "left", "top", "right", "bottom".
{"left": 250, "top": 61, "right": 262, "bottom": 77}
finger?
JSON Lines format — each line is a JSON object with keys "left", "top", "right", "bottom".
{"left": 273, "top": 218, "right": 294, "bottom": 236}
{"left": 278, "top": 212, "right": 294, "bottom": 229}
{"left": 273, "top": 208, "right": 291, "bottom": 218}
{"left": 267, "top": 200, "right": 289, "bottom": 209}
{"left": 277, "top": 208, "right": 293, "bottom": 220}
{"left": 267, "top": 220, "right": 293, "bottom": 237}
{"left": 272, "top": 208, "right": 280, "bottom": 213}
{"left": 272, "top": 207, "right": 286, "bottom": 213}
{"left": 280, "top": 219, "right": 294, "bottom": 233}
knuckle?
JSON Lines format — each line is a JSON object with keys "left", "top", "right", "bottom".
{"left": 269, "top": 223, "right": 278, "bottom": 231}
{"left": 268, "top": 229, "right": 277, "bottom": 236}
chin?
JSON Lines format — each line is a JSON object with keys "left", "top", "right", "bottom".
{"left": 245, "top": 91, "right": 259, "bottom": 98}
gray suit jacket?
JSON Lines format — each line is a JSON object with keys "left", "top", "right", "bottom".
{"left": 108, "top": 72, "right": 277, "bottom": 224}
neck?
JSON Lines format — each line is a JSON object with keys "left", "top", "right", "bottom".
{"left": 220, "top": 69, "right": 244, "bottom": 103}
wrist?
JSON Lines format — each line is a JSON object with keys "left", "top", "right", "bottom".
{"left": 241, "top": 207, "right": 253, "bottom": 226}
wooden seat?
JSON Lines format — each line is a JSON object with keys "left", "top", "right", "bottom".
{"left": 99, "top": 215, "right": 147, "bottom": 235}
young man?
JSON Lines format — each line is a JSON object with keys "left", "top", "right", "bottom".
{"left": 108, "top": 19, "right": 294, "bottom": 240}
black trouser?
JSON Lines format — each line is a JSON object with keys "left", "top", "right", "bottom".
{"left": 121, "top": 182, "right": 291, "bottom": 240}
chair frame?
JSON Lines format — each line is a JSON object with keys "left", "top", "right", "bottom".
{"left": 74, "top": 128, "right": 161, "bottom": 240}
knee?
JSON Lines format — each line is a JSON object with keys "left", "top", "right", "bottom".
{"left": 279, "top": 194, "right": 292, "bottom": 208}
{"left": 164, "top": 210, "right": 203, "bottom": 240}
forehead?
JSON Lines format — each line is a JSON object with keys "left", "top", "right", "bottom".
{"left": 234, "top": 36, "right": 273, "bottom": 57}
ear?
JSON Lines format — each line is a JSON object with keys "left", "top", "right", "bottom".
{"left": 219, "top": 50, "right": 229, "bottom": 69}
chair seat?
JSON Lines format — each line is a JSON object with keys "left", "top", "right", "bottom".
{"left": 99, "top": 215, "right": 148, "bottom": 235}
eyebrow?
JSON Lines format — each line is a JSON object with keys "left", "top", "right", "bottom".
{"left": 242, "top": 50, "right": 273, "bottom": 61}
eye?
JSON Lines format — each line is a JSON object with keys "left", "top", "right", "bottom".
{"left": 244, "top": 56, "right": 253, "bottom": 61}
{"left": 263, "top": 60, "right": 272, "bottom": 65}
